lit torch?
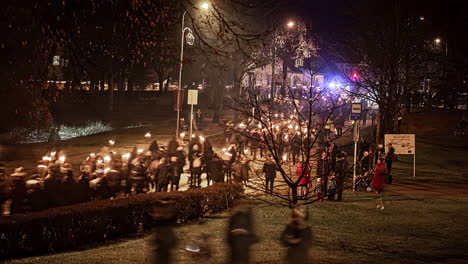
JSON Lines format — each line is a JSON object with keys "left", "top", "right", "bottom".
{"left": 58, "top": 156, "right": 66, "bottom": 163}
{"left": 108, "top": 139, "right": 115, "bottom": 146}
{"left": 145, "top": 132, "right": 151, "bottom": 138}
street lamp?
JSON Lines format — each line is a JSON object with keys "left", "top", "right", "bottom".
{"left": 434, "top": 37, "right": 448, "bottom": 55}
{"left": 271, "top": 20, "right": 296, "bottom": 99}
{"left": 176, "top": 2, "right": 209, "bottom": 136}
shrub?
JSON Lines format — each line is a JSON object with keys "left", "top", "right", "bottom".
{"left": 0, "top": 183, "right": 242, "bottom": 259}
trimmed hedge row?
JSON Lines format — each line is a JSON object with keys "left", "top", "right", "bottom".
{"left": 0, "top": 183, "right": 242, "bottom": 259}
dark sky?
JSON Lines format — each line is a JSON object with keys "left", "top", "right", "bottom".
{"left": 275, "top": 0, "right": 468, "bottom": 58}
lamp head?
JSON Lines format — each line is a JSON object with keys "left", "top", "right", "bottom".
{"left": 201, "top": 2, "right": 209, "bottom": 10}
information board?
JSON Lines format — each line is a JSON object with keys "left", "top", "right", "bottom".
{"left": 187, "top": 89, "right": 198, "bottom": 105}
{"left": 384, "top": 134, "right": 415, "bottom": 154}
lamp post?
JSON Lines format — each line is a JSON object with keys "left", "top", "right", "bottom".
{"left": 271, "top": 20, "right": 296, "bottom": 99}
{"left": 176, "top": 3, "right": 209, "bottom": 136}
{"left": 434, "top": 37, "right": 448, "bottom": 56}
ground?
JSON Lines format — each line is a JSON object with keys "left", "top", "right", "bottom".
{"left": 2, "top": 110, "right": 468, "bottom": 263}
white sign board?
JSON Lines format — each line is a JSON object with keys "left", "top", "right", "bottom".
{"left": 384, "top": 134, "right": 415, "bottom": 154}
{"left": 187, "top": 90, "right": 198, "bottom": 105}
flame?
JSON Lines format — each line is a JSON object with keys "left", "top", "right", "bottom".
{"left": 90, "top": 153, "right": 96, "bottom": 157}
{"left": 222, "top": 148, "right": 227, "bottom": 152}
{"left": 257, "top": 123, "right": 262, "bottom": 128}
{"left": 288, "top": 124, "right": 293, "bottom": 129}
{"left": 137, "top": 149, "right": 144, "bottom": 154}
{"left": 282, "top": 154, "right": 287, "bottom": 161}
{"left": 145, "top": 132, "right": 151, "bottom": 138}
{"left": 180, "top": 132, "right": 186, "bottom": 137}
{"left": 50, "top": 151, "right": 56, "bottom": 157}
{"left": 42, "top": 156, "right": 51, "bottom": 161}
{"left": 108, "top": 140, "right": 115, "bottom": 146}
{"left": 104, "top": 156, "right": 111, "bottom": 162}
{"left": 58, "top": 156, "right": 66, "bottom": 163}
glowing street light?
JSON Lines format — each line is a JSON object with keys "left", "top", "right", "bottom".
{"left": 201, "top": 2, "right": 209, "bottom": 10}
{"left": 287, "top": 21, "right": 295, "bottom": 28}
{"left": 176, "top": 2, "right": 209, "bottom": 136}
{"left": 434, "top": 38, "right": 441, "bottom": 44}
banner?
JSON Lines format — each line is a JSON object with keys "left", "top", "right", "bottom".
{"left": 384, "top": 134, "right": 416, "bottom": 154}
{"left": 173, "top": 89, "right": 185, "bottom": 111}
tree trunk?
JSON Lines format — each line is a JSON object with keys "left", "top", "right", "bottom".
{"left": 291, "top": 185, "right": 298, "bottom": 206}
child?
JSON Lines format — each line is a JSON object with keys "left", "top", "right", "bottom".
{"left": 314, "top": 178, "right": 324, "bottom": 202}
{"left": 327, "top": 176, "right": 337, "bottom": 200}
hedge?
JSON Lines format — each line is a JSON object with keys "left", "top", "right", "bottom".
{"left": 0, "top": 183, "right": 242, "bottom": 259}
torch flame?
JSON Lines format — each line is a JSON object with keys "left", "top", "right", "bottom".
{"left": 145, "top": 132, "right": 151, "bottom": 138}
{"left": 108, "top": 140, "right": 115, "bottom": 146}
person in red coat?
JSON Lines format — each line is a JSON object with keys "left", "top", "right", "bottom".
{"left": 373, "top": 158, "right": 386, "bottom": 210}
{"left": 296, "top": 162, "right": 310, "bottom": 199}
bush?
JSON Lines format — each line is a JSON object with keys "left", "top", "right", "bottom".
{"left": 0, "top": 183, "right": 242, "bottom": 259}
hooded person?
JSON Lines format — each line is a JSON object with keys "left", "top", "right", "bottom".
{"left": 280, "top": 207, "right": 312, "bottom": 264}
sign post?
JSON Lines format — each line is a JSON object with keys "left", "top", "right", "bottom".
{"left": 187, "top": 90, "right": 198, "bottom": 139}
{"left": 384, "top": 134, "right": 416, "bottom": 178}
{"left": 174, "top": 89, "right": 185, "bottom": 136}
{"left": 351, "top": 102, "right": 362, "bottom": 191}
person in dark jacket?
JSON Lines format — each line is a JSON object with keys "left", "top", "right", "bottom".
{"left": 151, "top": 201, "right": 177, "bottom": 264}
{"left": 262, "top": 155, "right": 277, "bottom": 194}
{"left": 385, "top": 143, "right": 395, "bottom": 184}
{"left": 168, "top": 156, "right": 181, "bottom": 191}
{"left": 148, "top": 139, "right": 161, "bottom": 154}
{"left": 43, "top": 165, "right": 63, "bottom": 208}
{"left": 317, "top": 152, "right": 330, "bottom": 196}
{"left": 291, "top": 133, "right": 301, "bottom": 164}
{"left": 280, "top": 207, "right": 312, "bottom": 264}
{"left": 328, "top": 142, "right": 339, "bottom": 173}
{"left": 227, "top": 199, "right": 257, "bottom": 264}
{"left": 206, "top": 154, "right": 225, "bottom": 184}
{"left": 358, "top": 137, "right": 370, "bottom": 160}
{"left": 9, "top": 168, "right": 27, "bottom": 214}
{"left": 167, "top": 136, "right": 179, "bottom": 156}
{"left": 335, "top": 153, "right": 348, "bottom": 201}
{"left": 156, "top": 157, "right": 171, "bottom": 192}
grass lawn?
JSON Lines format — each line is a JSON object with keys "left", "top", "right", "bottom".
{"left": 4, "top": 192, "right": 468, "bottom": 264}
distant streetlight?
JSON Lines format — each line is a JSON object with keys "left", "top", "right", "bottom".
{"left": 434, "top": 37, "right": 448, "bottom": 55}
{"left": 271, "top": 20, "right": 296, "bottom": 98}
{"left": 201, "top": 2, "right": 209, "bottom": 10}
{"left": 176, "top": 2, "right": 209, "bottom": 136}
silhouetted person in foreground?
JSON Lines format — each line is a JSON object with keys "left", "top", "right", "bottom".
{"left": 151, "top": 200, "right": 177, "bottom": 264}
{"left": 227, "top": 199, "right": 257, "bottom": 264}
{"left": 280, "top": 207, "right": 312, "bottom": 264}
